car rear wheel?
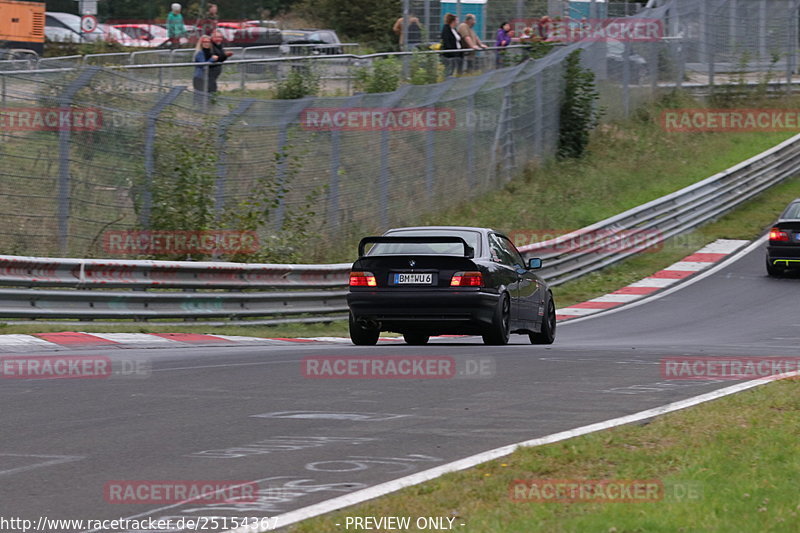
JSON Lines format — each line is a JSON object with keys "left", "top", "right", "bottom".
{"left": 403, "top": 333, "right": 430, "bottom": 345}
{"left": 530, "top": 297, "right": 556, "bottom": 345}
{"left": 349, "top": 313, "right": 379, "bottom": 345}
{"left": 482, "top": 293, "right": 510, "bottom": 345}
{"left": 766, "top": 256, "right": 784, "bottom": 278}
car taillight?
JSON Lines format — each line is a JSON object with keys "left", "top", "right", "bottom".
{"left": 349, "top": 271, "right": 377, "bottom": 287}
{"left": 769, "top": 227, "right": 790, "bottom": 242}
{"left": 451, "top": 271, "right": 483, "bottom": 287}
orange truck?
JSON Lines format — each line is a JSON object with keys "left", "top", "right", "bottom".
{"left": 0, "top": 0, "right": 45, "bottom": 54}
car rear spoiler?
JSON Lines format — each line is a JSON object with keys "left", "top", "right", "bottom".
{"left": 358, "top": 236, "right": 475, "bottom": 258}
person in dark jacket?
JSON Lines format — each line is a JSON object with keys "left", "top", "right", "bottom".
{"left": 208, "top": 29, "right": 233, "bottom": 93}
{"left": 440, "top": 13, "right": 462, "bottom": 76}
{"left": 193, "top": 34, "right": 218, "bottom": 107}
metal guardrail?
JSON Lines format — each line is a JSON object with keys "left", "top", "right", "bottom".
{"left": 0, "top": 130, "right": 798, "bottom": 324}
{"left": 518, "top": 132, "right": 800, "bottom": 285}
{"left": 0, "top": 256, "right": 350, "bottom": 323}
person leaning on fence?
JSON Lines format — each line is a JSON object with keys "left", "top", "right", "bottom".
{"left": 193, "top": 35, "right": 218, "bottom": 107}
{"left": 495, "top": 21, "right": 512, "bottom": 67}
{"left": 457, "top": 14, "right": 488, "bottom": 72}
{"left": 440, "top": 13, "right": 463, "bottom": 76}
{"left": 166, "top": 3, "right": 187, "bottom": 48}
{"left": 393, "top": 14, "right": 422, "bottom": 49}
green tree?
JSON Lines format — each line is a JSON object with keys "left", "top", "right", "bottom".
{"left": 299, "top": 0, "right": 400, "bottom": 50}
{"left": 558, "top": 50, "right": 602, "bottom": 159}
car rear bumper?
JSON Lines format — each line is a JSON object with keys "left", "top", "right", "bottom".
{"left": 347, "top": 289, "right": 499, "bottom": 334}
{"left": 767, "top": 246, "right": 800, "bottom": 269}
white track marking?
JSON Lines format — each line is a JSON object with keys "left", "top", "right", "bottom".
{"left": 225, "top": 367, "right": 798, "bottom": 532}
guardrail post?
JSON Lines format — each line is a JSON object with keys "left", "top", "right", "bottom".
{"left": 215, "top": 99, "right": 255, "bottom": 222}
{"left": 141, "top": 86, "right": 186, "bottom": 229}
{"left": 1, "top": 74, "right": 5, "bottom": 107}
{"left": 56, "top": 67, "right": 100, "bottom": 255}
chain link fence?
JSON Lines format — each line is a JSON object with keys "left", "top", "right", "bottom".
{"left": 0, "top": 0, "right": 797, "bottom": 261}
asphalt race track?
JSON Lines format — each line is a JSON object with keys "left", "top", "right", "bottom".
{"left": 1, "top": 241, "right": 797, "bottom": 532}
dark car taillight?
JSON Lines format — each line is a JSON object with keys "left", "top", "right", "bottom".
{"left": 451, "top": 271, "right": 483, "bottom": 287}
{"left": 769, "top": 227, "right": 790, "bottom": 242}
{"left": 350, "top": 271, "right": 377, "bottom": 287}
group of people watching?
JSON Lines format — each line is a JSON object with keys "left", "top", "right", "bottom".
{"left": 440, "top": 14, "right": 547, "bottom": 76}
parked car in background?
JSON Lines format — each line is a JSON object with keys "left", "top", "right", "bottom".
{"left": 280, "top": 29, "right": 343, "bottom": 55}
{"left": 45, "top": 12, "right": 105, "bottom": 43}
{"left": 112, "top": 24, "right": 169, "bottom": 48}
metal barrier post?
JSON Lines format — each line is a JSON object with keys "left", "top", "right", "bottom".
{"left": 56, "top": 67, "right": 100, "bottom": 254}
{"left": 273, "top": 98, "right": 317, "bottom": 231}
{"left": 215, "top": 99, "right": 255, "bottom": 220}
{"left": 326, "top": 95, "right": 362, "bottom": 231}
{"left": 379, "top": 85, "right": 412, "bottom": 229}
{"left": 141, "top": 86, "right": 186, "bottom": 229}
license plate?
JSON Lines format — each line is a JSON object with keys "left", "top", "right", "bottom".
{"left": 394, "top": 273, "right": 433, "bottom": 285}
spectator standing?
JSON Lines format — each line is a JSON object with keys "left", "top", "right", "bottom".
{"left": 393, "top": 14, "right": 422, "bottom": 49}
{"left": 166, "top": 3, "right": 186, "bottom": 48}
{"left": 495, "top": 22, "right": 512, "bottom": 47}
{"left": 440, "top": 13, "right": 463, "bottom": 76}
{"left": 197, "top": 3, "right": 219, "bottom": 37}
{"left": 193, "top": 34, "right": 218, "bottom": 107}
{"left": 536, "top": 16, "right": 552, "bottom": 40}
{"left": 495, "top": 21, "right": 511, "bottom": 68}
{"left": 457, "top": 14, "right": 488, "bottom": 72}
{"left": 208, "top": 29, "right": 233, "bottom": 93}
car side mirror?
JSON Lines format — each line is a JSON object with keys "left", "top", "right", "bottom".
{"left": 528, "top": 258, "right": 542, "bottom": 270}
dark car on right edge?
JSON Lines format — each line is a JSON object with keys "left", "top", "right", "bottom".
{"left": 766, "top": 198, "right": 800, "bottom": 277}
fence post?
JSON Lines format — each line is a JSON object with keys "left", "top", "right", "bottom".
{"left": 273, "top": 98, "right": 317, "bottom": 231}
{"left": 327, "top": 94, "right": 363, "bottom": 232}
{"left": 141, "top": 86, "right": 186, "bottom": 229}
{"left": 379, "top": 85, "right": 412, "bottom": 229}
{"left": 622, "top": 40, "right": 631, "bottom": 118}
{"left": 423, "top": 78, "right": 457, "bottom": 207}
{"left": 56, "top": 67, "right": 100, "bottom": 255}
{"left": 534, "top": 68, "right": 543, "bottom": 159}
{"left": 215, "top": 99, "right": 255, "bottom": 221}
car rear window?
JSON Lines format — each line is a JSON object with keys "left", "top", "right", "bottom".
{"left": 782, "top": 202, "right": 800, "bottom": 219}
{"left": 368, "top": 230, "right": 481, "bottom": 256}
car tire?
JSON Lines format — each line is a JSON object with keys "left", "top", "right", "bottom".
{"left": 766, "top": 256, "right": 784, "bottom": 278}
{"left": 530, "top": 296, "right": 556, "bottom": 345}
{"left": 482, "top": 293, "right": 510, "bottom": 345}
{"left": 349, "top": 313, "right": 379, "bottom": 345}
{"left": 403, "top": 333, "right": 430, "bottom": 345}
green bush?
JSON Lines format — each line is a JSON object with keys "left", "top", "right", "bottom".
{"left": 558, "top": 50, "right": 602, "bottom": 159}
{"left": 408, "top": 51, "right": 442, "bottom": 85}
{"left": 354, "top": 57, "right": 402, "bottom": 93}
{"left": 275, "top": 63, "right": 320, "bottom": 99}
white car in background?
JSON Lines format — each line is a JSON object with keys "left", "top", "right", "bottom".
{"left": 45, "top": 12, "right": 105, "bottom": 43}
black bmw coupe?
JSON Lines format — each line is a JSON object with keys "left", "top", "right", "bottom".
{"left": 347, "top": 226, "right": 556, "bottom": 346}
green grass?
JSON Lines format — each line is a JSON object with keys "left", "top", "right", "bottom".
{"left": 289, "top": 378, "right": 800, "bottom": 532}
